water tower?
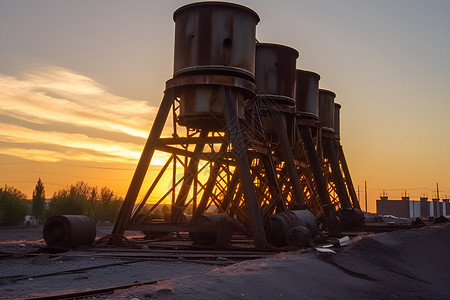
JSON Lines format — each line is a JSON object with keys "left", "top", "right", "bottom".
{"left": 111, "top": 2, "right": 269, "bottom": 248}
{"left": 294, "top": 71, "right": 339, "bottom": 233}
{"left": 319, "top": 90, "right": 363, "bottom": 228}
{"left": 254, "top": 43, "right": 306, "bottom": 209}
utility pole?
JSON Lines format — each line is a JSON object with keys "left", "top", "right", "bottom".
{"left": 365, "top": 180, "right": 368, "bottom": 213}
{"left": 357, "top": 185, "right": 360, "bottom": 202}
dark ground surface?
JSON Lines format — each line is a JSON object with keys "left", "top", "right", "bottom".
{"left": 1, "top": 223, "right": 449, "bottom": 299}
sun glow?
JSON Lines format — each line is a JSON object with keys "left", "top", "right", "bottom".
{"left": 0, "top": 66, "right": 171, "bottom": 196}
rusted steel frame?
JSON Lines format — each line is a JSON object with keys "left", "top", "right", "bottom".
{"left": 323, "top": 138, "right": 352, "bottom": 209}
{"left": 209, "top": 170, "right": 228, "bottom": 198}
{"left": 172, "top": 97, "right": 180, "bottom": 206}
{"left": 327, "top": 180, "right": 340, "bottom": 206}
{"left": 165, "top": 74, "right": 256, "bottom": 94}
{"left": 173, "top": 145, "right": 214, "bottom": 214}
{"left": 241, "top": 118, "right": 266, "bottom": 143}
{"left": 172, "top": 95, "right": 179, "bottom": 137}
{"left": 216, "top": 164, "right": 233, "bottom": 186}
{"left": 338, "top": 145, "right": 360, "bottom": 209}
{"left": 248, "top": 97, "right": 286, "bottom": 212}
{"left": 229, "top": 186, "right": 247, "bottom": 221}
{"left": 298, "top": 125, "right": 338, "bottom": 227}
{"left": 130, "top": 156, "right": 173, "bottom": 223}
{"left": 271, "top": 113, "right": 306, "bottom": 208}
{"left": 127, "top": 223, "right": 195, "bottom": 233}
{"left": 221, "top": 86, "right": 267, "bottom": 248}
{"left": 276, "top": 165, "right": 291, "bottom": 195}
{"left": 156, "top": 145, "right": 216, "bottom": 161}
{"left": 213, "top": 176, "right": 229, "bottom": 201}
{"left": 252, "top": 170, "right": 269, "bottom": 207}
{"left": 260, "top": 152, "right": 286, "bottom": 212}
{"left": 299, "top": 170, "right": 323, "bottom": 216}
{"left": 220, "top": 169, "right": 239, "bottom": 211}
{"left": 137, "top": 176, "right": 185, "bottom": 220}
{"left": 171, "top": 130, "right": 208, "bottom": 222}
{"left": 250, "top": 166, "right": 275, "bottom": 214}
{"left": 158, "top": 136, "right": 225, "bottom": 145}
{"left": 193, "top": 143, "right": 228, "bottom": 222}
{"left": 111, "top": 91, "right": 174, "bottom": 243}
{"left": 172, "top": 146, "right": 213, "bottom": 213}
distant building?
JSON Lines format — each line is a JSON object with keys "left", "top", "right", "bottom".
{"left": 377, "top": 196, "right": 449, "bottom": 218}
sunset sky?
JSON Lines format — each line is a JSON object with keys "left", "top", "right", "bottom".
{"left": 1, "top": 0, "right": 450, "bottom": 212}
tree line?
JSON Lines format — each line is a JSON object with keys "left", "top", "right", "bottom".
{"left": 0, "top": 179, "right": 123, "bottom": 226}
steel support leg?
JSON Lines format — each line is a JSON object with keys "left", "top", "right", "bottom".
{"left": 193, "top": 143, "right": 228, "bottom": 223}
{"left": 323, "top": 137, "right": 352, "bottom": 209}
{"left": 111, "top": 91, "right": 174, "bottom": 243}
{"left": 261, "top": 154, "right": 287, "bottom": 213}
{"left": 273, "top": 115, "right": 306, "bottom": 208}
{"left": 172, "top": 130, "right": 208, "bottom": 222}
{"left": 299, "top": 125, "right": 339, "bottom": 233}
{"left": 339, "top": 145, "right": 360, "bottom": 209}
{"left": 220, "top": 170, "right": 239, "bottom": 212}
{"left": 221, "top": 86, "right": 268, "bottom": 249}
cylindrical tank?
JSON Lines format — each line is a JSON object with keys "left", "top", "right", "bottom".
{"left": 255, "top": 43, "right": 298, "bottom": 144}
{"left": 176, "top": 85, "right": 247, "bottom": 129}
{"left": 43, "top": 215, "right": 96, "bottom": 250}
{"left": 171, "top": 2, "right": 260, "bottom": 130}
{"left": 190, "top": 213, "right": 232, "bottom": 246}
{"left": 336, "top": 208, "right": 364, "bottom": 229}
{"left": 318, "top": 89, "right": 336, "bottom": 133}
{"left": 286, "top": 226, "right": 313, "bottom": 247}
{"left": 255, "top": 43, "right": 298, "bottom": 99}
{"left": 334, "top": 103, "right": 341, "bottom": 140}
{"left": 295, "top": 70, "right": 320, "bottom": 120}
{"left": 265, "top": 210, "right": 317, "bottom": 247}
{"left": 173, "top": 2, "right": 260, "bottom": 80}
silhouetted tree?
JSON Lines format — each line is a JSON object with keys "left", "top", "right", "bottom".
{"left": 0, "top": 185, "right": 28, "bottom": 226}
{"left": 32, "top": 178, "right": 46, "bottom": 220}
{"left": 47, "top": 181, "right": 123, "bottom": 222}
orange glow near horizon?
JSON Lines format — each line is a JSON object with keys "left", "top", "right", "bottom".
{"left": 2, "top": 1, "right": 450, "bottom": 215}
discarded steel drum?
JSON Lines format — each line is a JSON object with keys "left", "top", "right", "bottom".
{"left": 295, "top": 70, "right": 320, "bottom": 121}
{"left": 190, "top": 213, "right": 232, "bottom": 247}
{"left": 318, "top": 89, "right": 336, "bottom": 133}
{"left": 266, "top": 210, "right": 318, "bottom": 247}
{"left": 286, "top": 226, "right": 312, "bottom": 247}
{"left": 255, "top": 43, "right": 298, "bottom": 143}
{"left": 336, "top": 208, "right": 364, "bottom": 229}
{"left": 334, "top": 102, "right": 341, "bottom": 140}
{"left": 43, "top": 215, "right": 96, "bottom": 250}
{"left": 172, "top": 2, "right": 260, "bottom": 129}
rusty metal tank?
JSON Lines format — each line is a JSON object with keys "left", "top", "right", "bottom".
{"left": 170, "top": 2, "right": 260, "bottom": 130}
{"left": 173, "top": 2, "right": 260, "bottom": 80}
{"left": 43, "top": 215, "right": 96, "bottom": 250}
{"left": 334, "top": 102, "right": 341, "bottom": 140}
{"left": 318, "top": 89, "right": 336, "bottom": 133}
{"left": 255, "top": 43, "right": 298, "bottom": 143}
{"left": 295, "top": 70, "right": 320, "bottom": 121}
{"left": 265, "top": 210, "right": 318, "bottom": 247}
{"left": 255, "top": 43, "right": 298, "bottom": 99}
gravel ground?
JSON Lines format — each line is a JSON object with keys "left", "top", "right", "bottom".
{"left": 1, "top": 223, "right": 450, "bottom": 299}
{"left": 108, "top": 224, "right": 450, "bottom": 300}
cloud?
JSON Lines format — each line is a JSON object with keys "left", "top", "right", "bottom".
{"left": 0, "top": 67, "right": 157, "bottom": 138}
{"left": 0, "top": 66, "right": 172, "bottom": 164}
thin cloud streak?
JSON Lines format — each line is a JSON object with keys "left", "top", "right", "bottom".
{"left": 0, "top": 67, "right": 156, "bottom": 138}
{"left": 0, "top": 66, "right": 172, "bottom": 164}
{"left": 0, "top": 147, "right": 134, "bottom": 164}
{"left": 0, "top": 123, "right": 142, "bottom": 160}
